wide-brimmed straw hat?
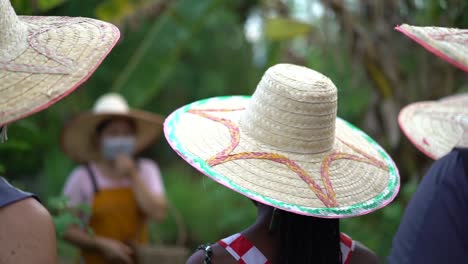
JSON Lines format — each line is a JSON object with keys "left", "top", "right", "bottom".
{"left": 61, "top": 93, "right": 164, "bottom": 163}
{"left": 164, "top": 64, "right": 399, "bottom": 218}
{"left": 0, "top": 0, "right": 120, "bottom": 131}
{"left": 395, "top": 24, "right": 467, "bottom": 72}
{"left": 398, "top": 93, "right": 467, "bottom": 160}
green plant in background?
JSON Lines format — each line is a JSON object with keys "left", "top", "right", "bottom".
{"left": 3, "top": 0, "right": 467, "bottom": 261}
{"left": 47, "top": 196, "right": 92, "bottom": 238}
{"left": 47, "top": 196, "right": 93, "bottom": 260}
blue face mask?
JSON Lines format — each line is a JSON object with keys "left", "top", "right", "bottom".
{"left": 101, "top": 136, "right": 136, "bottom": 160}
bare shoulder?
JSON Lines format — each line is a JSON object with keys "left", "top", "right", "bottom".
{"left": 350, "top": 241, "right": 380, "bottom": 264}
{"left": 186, "top": 243, "right": 237, "bottom": 264}
{"left": 0, "top": 198, "right": 57, "bottom": 264}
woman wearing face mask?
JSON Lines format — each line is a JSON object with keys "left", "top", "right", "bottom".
{"left": 61, "top": 93, "right": 167, "bottom": 264}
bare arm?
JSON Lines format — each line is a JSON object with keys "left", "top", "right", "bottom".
{"left": 186, "top": 250, "right": 206, "bottom": 264}
{"left": 63, "top": 225, "right": 101, "bottom": 251}
{"left": 186, "top": 244, "right": 237, "bottom": 264}
{"left": 63, "top": 225, "right": 134, "bottom": 264}
{"left": 0, "top": 198, "right": 57, "bottom": 264}
{"left": 130, "top": 169, "right": 167, "bottom": 221}
{"left": 350, "top": 241, "right": 380, "bottom": 264}
{"left": 116, "top": 155, "right": 167, "bottom": 221}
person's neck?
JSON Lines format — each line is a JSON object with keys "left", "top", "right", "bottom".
{"left": 96, "top": 158, "right": 113, "bottom": 170}
{"left": 94, "top": 158, "right": 119, "bottom": 179}
{"left": 241, "top": 204, "right": 280, "bottom": 262}
{"left": 244, "top": 204, "right": 276, "bottom": 237}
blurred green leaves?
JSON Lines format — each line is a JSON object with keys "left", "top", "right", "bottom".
{"left": 112, "top": 0, "right": 225, "bottom": 108}
{"left": 11, "top": 0, "right": 67, "bottom": 13}
{"left": 265, "top": 17, "right": 312, "bottom": 40}
{"left": 47, "top": 196, "right": 92, "bottom": 238}
{"left": 96, "top": 0, "right": 164, "bottom": 22}
{"left": 37, "top": 0, "right": 66, "bottom": 11}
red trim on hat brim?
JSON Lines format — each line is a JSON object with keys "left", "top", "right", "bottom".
{"left": 1, "top": 25, "right": 121, "bottom": 127}
{"left": 397, "top": 103, "right": 438, "bottom": 160}
{"left": 395, "top": 25, "right": 468, "bottom": 72}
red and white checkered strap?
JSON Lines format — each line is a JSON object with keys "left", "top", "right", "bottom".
{"left": 340, "top": 233, "right": 355, "bottom": 264}
{"left": 218, "top": 233, "right": 271, "bottom": 264}
{"left": 218, "top": 233, "right": 355, "bottom": 264}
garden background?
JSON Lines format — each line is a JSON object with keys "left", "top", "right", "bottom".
{"left": 2, "top": 0, "right": 467, "bottom": 261}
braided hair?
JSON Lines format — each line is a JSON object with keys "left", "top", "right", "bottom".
{"left": 276, "top": 209, "right": 342, "bottom": 264}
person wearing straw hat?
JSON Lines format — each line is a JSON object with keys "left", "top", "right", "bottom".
{"left": 0, "top": 0, "right": 119, "bottom": 262}
{"left": 164, "top": 63, "right": 400, "bottom": 264}
{"left": 61, "top": 93, "right": 167, "bottom": 264}
{"left": 388, "top": 25, "right": 468, "bottom": 264}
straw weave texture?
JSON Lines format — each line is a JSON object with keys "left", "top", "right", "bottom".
{"left": 399, "top": 93, "right": 468, "bottom": 160}
{"left": 397, "top": 24, "right": 468, "bottom": 72}
{"left": 0, "top": 0, "right": 119, "bottom": 126}
{"left": 165, "top": 64, "right": 399, "bottom": 217}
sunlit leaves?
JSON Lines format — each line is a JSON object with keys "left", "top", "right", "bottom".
{"left": 265, "top": 17, "right": 312, "bottom": 40}
{"left": 37, "top": 0, "right": 66, "bottom": 11}
{"left": 96, "top": 0, "right": 163, "bottom": 23}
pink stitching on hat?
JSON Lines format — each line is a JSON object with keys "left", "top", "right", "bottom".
{"left": 423, "top": 138, "right": 430, "bottom": 146}
{"left": 430, "top": 30, "right": 468, "bottom": 44}
{"left": 0, "top": 17, "right": 109, "bottom": 74}
{"left": 188, "top": 108, "right": 389, "bottom": 208}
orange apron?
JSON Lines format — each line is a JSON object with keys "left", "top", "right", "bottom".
{"left": 81, "top": 165, "right": 149, "bottom": 264}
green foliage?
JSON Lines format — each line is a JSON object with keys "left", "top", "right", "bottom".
{"left": 265, "top": 17, "right": 312, "bottom": 41}
{"left": 154, "top": 165, "right": 256, "bottom": 247}
{"left": 37, "top": 0, "right": 66, "bottom": 11}
{"left": 46, "top": 196, "right": 92, "bottom": 238}
{"left": 4, "top": 0, "right": 466, "bottom": 261}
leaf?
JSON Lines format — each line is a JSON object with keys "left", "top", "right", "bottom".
{"left": 37, "top": 0, "right": 66, "bottom": 11}
{"left": 265, "top": 17, "right": 313, "bottom": 41}
{"left": 95, "top": 0, "right": 134, "bottom": 22}
{"left": 47, "top": 195, "right": 70, "bottom": 211}
{"left": 112, "top": 0, "right": 224, "bottom": 108}
{"left": 53, "top": 213, "right": 81, "bottom": 238}
{"left": 0, "top": 139, "right": 32, "bottom": 151}
{"left": 96, "top": 0, "right": 162, "bottom": 23}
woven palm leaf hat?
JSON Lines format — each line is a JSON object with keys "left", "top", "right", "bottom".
{"left": 0, "top": 0, "right": 120, "bottom": 140}
{"left": 61, "top": 93, "right": 164, "bottom": 163}
{"left": 396, "top": 24, "right": 467, "bottom": 159}
{"left": 398, "top": 93, "right": 467, "bottom": 160}
{"left": 164, "top": 64, "right": 400, "bottom": 218}
{"left": 396, "top": 24, "right": 467, "bottom": 72}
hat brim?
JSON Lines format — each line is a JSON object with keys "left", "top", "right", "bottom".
{"left": 164, "top": 96, "right": 399, "bottom": 218}
{"left": 61, "top": 110, "right": 164, "bottom": 163}
{"left": 395, "top": 24, "right": 468, "bottom": 72}
{"left": 0, "top": 16, "right": 120, "bottom": 126}
{"left": 398, "top": 96, "right": 467, "bottom": 160}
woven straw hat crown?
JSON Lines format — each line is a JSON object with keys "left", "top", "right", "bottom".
{"left": 164, "top": 63, "right": 400, "bottom": 217}
{"left": 0, "top": 0, "right": 119, "bottom": 128}
{"left": 93, "top": 93, "right": 130, "bottom": 114}
{"left": 0, "top": 0, "right": 29, "bottom": 62}
{"left": 241, "top": 64, "right": 337, "bottom": 154}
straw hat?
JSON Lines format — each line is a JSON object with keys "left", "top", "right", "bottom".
{"left": 164, "top": 64, "right": 399, "bottom": 218}
{"left": 0, "top": 0, "right": 120, "bottom": 130}
{"left": 398, "top": 93, "right": 467, "bottom": 160}
{"left": 395, "top": 24, "right": 467, "bottom": 72}
{"left": 61, "top": 93, "right": 164, "bottom": 163}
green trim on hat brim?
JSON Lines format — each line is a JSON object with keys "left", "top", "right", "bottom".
{"left": 164, "top": 96, "right": 400, "bottom": 218}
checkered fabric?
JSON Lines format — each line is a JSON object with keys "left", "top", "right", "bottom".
{"left": 218, "top": 233, "right": 355, "bottom": 264}
{"left": 340, "top": 233, "right": 355, "bottom": 264}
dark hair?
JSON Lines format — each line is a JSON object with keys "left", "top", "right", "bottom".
{"left": 276, "top": 209, "right": 341, "bottom": 264}
{"left": 95, "top": 116, "right": 137, "bottom": 135}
